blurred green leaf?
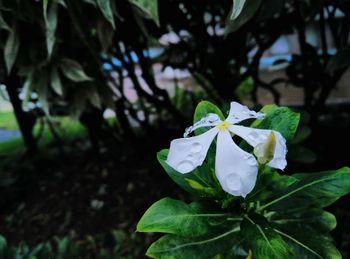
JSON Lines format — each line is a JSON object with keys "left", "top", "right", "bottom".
{"left": 50, "top": 67, "right": 63, "bottom": 96}
{"left": 59, "top": 58, "right": 93, "bottom": 82}
{"left": 225, "top": 0, "right": 262, "bottom": 34}
{"left": 230, "top": 0, "right": 246, "bottom": 20}
{"left": 4, "top": 24, "right": 20, "bottom": 74}
{"left": 43, "top": 0, "right": 58, "bottom": 57}
{"left": 129, "top": 0, "right": 159, "bottom": 26}
{"left": 96, "top": 0, "right": 115, "bottom": 29}
{"left": 0, "top": 12, "right": 10, "bottom": 31}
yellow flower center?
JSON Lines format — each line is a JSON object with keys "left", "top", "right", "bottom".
{"left": 217, "top": 121, "right": 230, "bottom": 130}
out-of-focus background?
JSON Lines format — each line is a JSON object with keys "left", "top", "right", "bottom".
{"left": 0, "top": 0, "right": 350, "bottom": 258}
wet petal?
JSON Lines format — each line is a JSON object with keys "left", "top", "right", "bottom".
{"left": 226, "top": 102, "right": 265, "bottom": 124}
{"left": 229, "top": 125, "right": 287, "bottom": 170}
{"left": 184, "top": 113, "right": 221, "bottom": 137}
{"left": 215, "top": 130, "right": 258, "bottom": 197}
{"left": 166, "top": 127, "right": 219, "bottom": 173}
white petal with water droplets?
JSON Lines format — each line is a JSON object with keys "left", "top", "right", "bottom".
{"left": 184, "top": 113, "right": 221, "bottom": 137}
{"left": 166, "top": 127, "right": 219, "bottom": 174}
{"left": 226, "top": 102, "right": 265, "bottom": 124}
{"left": 215, "top": 130, "right": 258, "bottom": 197}
{"left": 229, "top": 125, "right": 287, "bottom": 170}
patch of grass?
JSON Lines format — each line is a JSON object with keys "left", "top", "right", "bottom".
{"left": 0, "top": 111, "right": 18, "bottom": 130}
{"left": 0, "top": 114, "right": 87, "bottom": 157}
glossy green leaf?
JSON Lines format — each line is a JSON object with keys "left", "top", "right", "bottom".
{"left": 137, "top": 198, "right": 230, "bottom": 237}
{"left": 225, "top": 0, "right": 262, "bottom": 34}
{"left": 50, "top": 67, "right": 63, "bottom": 96}
{"left": 250, "top": 105, "right": 300, "bottom": 142}
{"left": 96, "top": 0, "right": 115, "bottom": 29}
{"left": 246, "top": 168, "right": 296, "bottom": 203}
{"left": 157, "top": 149, "right": 224, "bottom": 198}
{"left": 129, "top": 0, "right": 159, "bottom": 26}
{"left": 259, "top": 167, "right": 350, "bottom": 212}
{"left": 272, "top": 209, "right": 337, "bottom": 233}
{"left": 241, "top": 214, "right": 290, "bottom": 259}
{"left": 146, "top": 227, "right": 241, "bottom": 259}
{"left": 273, "top": 227, "right": 341, "bottom": 259}
{"left": 59, "top": 58, "right": 93, "bottom": 82}
{"left": 4, "top": 24, "right": 20, "bottom": 74}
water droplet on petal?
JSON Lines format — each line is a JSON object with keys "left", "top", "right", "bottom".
{"left": 184, "top": 126, "right": 193, "bottom": 137}
{"left": 259, "top": 134, "right": 268, "bottom": 141}
{"left": 248, "top": 131, "right": 259, "bottom": 140}
{"left": 191, "top": 142, "right": 202, "bottom": 153}
{"left": 177, "top": 160, "right": 194, "bottom": 172}
{"left": 225, "top": 174, "right": 242, "bottom": 192}
{"left": 247, "top": 156, "right": 257, "bottom": 166}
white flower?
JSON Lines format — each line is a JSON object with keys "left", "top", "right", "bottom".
{"left": 166, "top": 102, "right": 287, "bottom": 198}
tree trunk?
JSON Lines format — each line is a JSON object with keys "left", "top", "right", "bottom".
{"left": 4, "top": 74, "right": 37, "bottom": 154}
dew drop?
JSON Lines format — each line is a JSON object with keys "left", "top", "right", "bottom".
{"left": 225, "top": 174, "right": 242, "bottom": 191}
{"left": 259, "top": 134, "right": 268, "bottom": 142}
{"left": 191, "top": 142, "right": 202, "bottom": 153}
{"left": 248, "top": 131, "right": 259, "bottom": 140}
{"left": 247, "top": 156, "right": 257, "bottom": 166}
{"left": 177, "top": 160, "right": 194, "bottom": 172}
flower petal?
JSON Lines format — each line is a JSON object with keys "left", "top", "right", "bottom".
{"left": 229, "top": 125, "right": 287, "bottom": 170}
{"left": 215, "top": 130, "right": 258, "bottom": 197}
{"left": 184, "top": 113, "right": 221, "bottom": 137}
{"left": 226, "top": 102, "right": 265, "bottom": 124}
{"left": 166, "top": 127, "right": 219, "bottom": 174}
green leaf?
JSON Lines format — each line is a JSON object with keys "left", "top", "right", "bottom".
{"left": 250, "top": 105, "right": 300, "bottom": 142}
{"left": 157, "top": 149, "right": 224, "bottom": 198}
{"left": 241, "top": 214, "right": 290, "bottom": 259}
{"left": 272, "top": 209, "right": 337, "bottom": 233}
{"left": 43, "top": 0, "right": 58, "bottom": 57}
{"left": 246, "top": 168, "right": 296, "bottom": 203}
{"left": 259, "top": 167, "right": 350, "bottom": 212}
{"left": 129, "top": 0, "right": 159, "bottom": 26}
{"left": 273, "top": 227, "right": 341, "bottom": 259}
{"left": 137, "top": 198, "right": 230, "bottom": 237}
{"left": 4, "top": 24, "right": 20, "bottom": 74}
{"left": 225, "top": 0, "right": 262, "bottom": 34}
{"left": 59, "top": 58, "right": 93, "bottom": 82}
{"left": 96, "top": 0, "right": 115, "bottom": 29}
{"left": 50, "top": 67, "right": 63, "bottom": 96}
{"left": 146, "top": 227, "right": 241, "bottom": 259}
{"left": 58, "top": 0, "right": 66, "bottom": 7}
